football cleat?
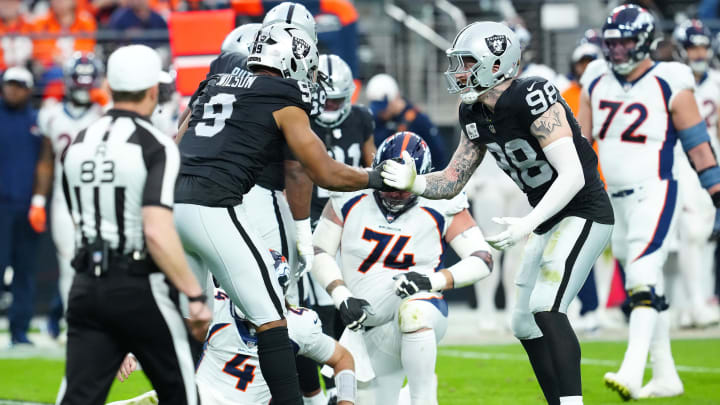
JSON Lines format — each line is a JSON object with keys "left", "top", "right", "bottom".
{"left": 637, "top": 377, "right": 684, "bottom": 399}
{"left": 604, "top": 371, "right": 639, "bottom": 401}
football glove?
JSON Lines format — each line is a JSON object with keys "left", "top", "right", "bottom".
{"left": 295, "top": 218, "right": 314, "bottom": 278}
{"left": 381, "top": 151, "right": 426, "bottom": 194}
{"left": 339, "top": 296, "right": 373, "bottom": 331}
{"left": 393, "top": 272, "right": 433, "bottom": 298}
{"left": 28, "top": 194, "right": 47, "bottom": 233}
{"left": 485, "top": 216, "right": 534, "bottom": 250}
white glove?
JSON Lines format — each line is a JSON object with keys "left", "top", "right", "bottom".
{"left": 295, "top": 218, "right": 314, "bottom": 278}
{"left": 485, "top": 217, "right": 535, "bottom": 251}
{"left": 380, "top": 151, "right": 427, "bottom": 194}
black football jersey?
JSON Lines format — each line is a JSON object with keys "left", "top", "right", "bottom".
{"left": 176, "top": 71, "right": 313, "bottom": 206}
{"left": 309, "top": 105, "right": 375, "bottom": 226}
{"left": 459, "top": 76, "right": 613, "bottom": 233}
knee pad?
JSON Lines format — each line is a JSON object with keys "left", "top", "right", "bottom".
{"left": 510, "top": 310, "right": 543, "bottom": 340}
{"left": 398, "top": 293, "right": 447, "bottom": 338}
{"left": 627, "top": 286, "right": 668, "bottom": 311}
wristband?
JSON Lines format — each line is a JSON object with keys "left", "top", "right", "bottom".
{"left": 429, "top": 272, "right": 447, "bottom": 290}
{"left": 31, "top": 194, "right": 47, "bottom": 208}
{"left": 330, "top": 285, "right": 352, "bottom": 308}
{"left": 188, "top": 293, "right": 207, "bottom": 303}
{"left": 411, "top": 174, "right": 427, "bottom": 195}
{"left": 366, "top": 167, "right": 385, "bottom": 190}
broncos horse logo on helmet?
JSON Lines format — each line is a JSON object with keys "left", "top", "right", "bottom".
{"left": 602, "top": 4, "right": 655, "bottom": 75}
{"left": 372, "top": 132, "right": 432, "bottom": 222}
{"left": 63, "top": 52, "right": 103, "bottom": 105}
{"left": 673, "top": 19, "right": 713, "bottom": 74}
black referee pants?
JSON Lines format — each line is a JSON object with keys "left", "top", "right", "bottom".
{"left": 59, "top": 271, "right": 199, "bottom": 405}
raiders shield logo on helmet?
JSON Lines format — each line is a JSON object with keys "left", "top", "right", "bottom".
{"left": 292, "top": 36, "right": 310, "bottom": 59}
{"left": 485, "top": 35, "right": 508, "bottom": 56}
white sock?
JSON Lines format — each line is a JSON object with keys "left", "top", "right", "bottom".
{"left": 303, "top": 390, "right": 327, "bottom": 405}
{"left": 617, "top": 307, "right": 657, "bottom": 386}
{"left": 559, "top": 395, "right": 583, "bottom": 405}
{"left": 401, "top": 330, "right": 438, "bottom": 405}
{"left": 648, "top": 311, "right": 681, "bottom": 383}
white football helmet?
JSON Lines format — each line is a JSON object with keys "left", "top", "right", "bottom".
{"left": 221, "top": 23, "right": 262, "bottom": 57}
{"left": 444, "top": 22, "right": 521, "bottom": 104}
{"left": 262, "top": 2, "right": 317, "bottom": 43}
{"left": 316, "top": 54, "right": 355, "bottom": 126}
{"left": 247, "top": 23, "right": 319, "bottom": 82}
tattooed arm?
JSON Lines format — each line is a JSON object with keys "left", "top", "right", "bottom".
{"left": 530, "top": 102, "right": 572, "bottom": 147}
{"left": 421, "top": 133, "right": 487, "bottom": 199}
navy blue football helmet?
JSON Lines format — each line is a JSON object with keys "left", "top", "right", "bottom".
{"left": 580, "top": 28, "right": 603, "bottom": 48}
{"left": 602, "top": 4, "right": 655, "bottom": 75}
{"left": 373, "top": 132, "right": 432, "bottom": 220}
{"left": 269, "top": 249, "right": 290, "bottom": 294}
{"left": 673, "top": 19, "right": 713, "bottom": 74}
{"left": 63, "top": 52, "right": 102, "bottom": 105}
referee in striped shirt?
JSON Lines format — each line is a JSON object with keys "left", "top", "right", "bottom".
{"left": 58, "top": 45, "right": 211, "bottom": 405}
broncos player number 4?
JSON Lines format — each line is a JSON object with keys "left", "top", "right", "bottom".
{"left": 222, "top": 354, "right": 256, "bottom": 391}
{"left": 196, "top": 93, "right": 236, "bottom": 138}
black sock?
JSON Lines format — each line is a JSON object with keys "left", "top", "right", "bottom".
{"left": 520, "top": 336, "right": 560, "bottom": 405}
{"left": 534, "top": 311, "right": 582, "bottom": 398}
{"left": 257, "top": 326, "right": 302, "bottom": 405}
{"left": 295, "top": 355, "right": 321, "bottom": 394}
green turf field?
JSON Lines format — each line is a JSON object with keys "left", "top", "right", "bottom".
{"left": 1, "top": 339, "right": 719, "bottom": 404}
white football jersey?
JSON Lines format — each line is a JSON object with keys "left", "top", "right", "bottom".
{"left": 694, "top": 69, "right": 720, "bottom": 152}
{"left": 196, "top": 289, "right": 335, "bottom": 404}
{"left": 38, "top": 101, "right": 103, "bottom": 194}
{"left": 329, "top": 190, "right": 467, "bottom": 324}
{"left": 581, "top": 60, "right": 695, "bottom": 189}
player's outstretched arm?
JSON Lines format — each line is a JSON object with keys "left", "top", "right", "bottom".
{"left": 276, "top": 106, "right": 374, "bottom": 191}
{"left": 285, "top": 159, "right": 315, "bottom": 276}
{"left": 394, "top": 209, "right": 492, "bottom": 297}
{"left": 382, "top": 133, "right": 486, "bottom": 200}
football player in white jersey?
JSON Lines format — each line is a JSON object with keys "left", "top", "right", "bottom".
{"left": 29, "top": 52, "right": 103, "bottom": 330}
{"left": 578, "top": 5, "right": 720, "bottom": 400}
{"left": 382, "top": 21, "right": 615, "bottom": 405}
{"left": 311, "top": 132, "right": 493, "bottom": 405}
{"left": 671, "top": 19, "right": 720, "bottom": 328}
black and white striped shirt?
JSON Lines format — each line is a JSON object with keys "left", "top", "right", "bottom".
{"left": 62, "top": 109, "right": 179, "bottom": 255}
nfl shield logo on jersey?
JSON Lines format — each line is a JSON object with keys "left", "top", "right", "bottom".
{"left": 485, "top": 35, "right": 508, "bottom": 56}
{"left": 465, "top": 123, "right": 480, "bottom": 140}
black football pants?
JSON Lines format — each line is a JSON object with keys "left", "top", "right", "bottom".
{"left": 59, "top": 271, "right": 198, "bottom": 405}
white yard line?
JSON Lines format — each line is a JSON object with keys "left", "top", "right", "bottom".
{"left": 438, "top": 349, "right": 720, "bottom": 374}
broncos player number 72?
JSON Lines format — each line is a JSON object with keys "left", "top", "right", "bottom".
{"left": 381, "top": 21, "right": 614, "bottom": 405}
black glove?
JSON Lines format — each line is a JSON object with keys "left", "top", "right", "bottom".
{"left": 338, "top": 297, "right": 373, "bottom": 331}
{"left": 711, "top": 192, "right": 720, "bottom": 241}
{"left": 393, "top": 271, "right": 433, "bottom": 298}
{"left": 326, "top": 394, "right": 337, "bottom": 405}
{"left": 367, "top": 158, "right": 402, "bottom": 191}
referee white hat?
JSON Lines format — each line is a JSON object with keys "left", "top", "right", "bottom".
{"left": 107, "top": 45, "right": 162, "bottom": 92}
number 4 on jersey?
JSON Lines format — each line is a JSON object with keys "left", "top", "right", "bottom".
{"left": 222, "top": 354, "right": 256, "bottom": 391}
{"left": 358, "top": 228, "right": 415, "bottom": 273}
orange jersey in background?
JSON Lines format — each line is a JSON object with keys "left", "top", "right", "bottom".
{"left": 31, "top": 9, "right": 97, "bottom": 67}
{"left": 0, "top": 16, "right": 33, "bottom": 70}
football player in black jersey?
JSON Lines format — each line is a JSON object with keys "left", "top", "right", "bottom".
{"left": 381, "top": 22, "right": 615, "bottom": 405}
{"left": 174, "top": 24, "right": 386, "bottom": 405}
